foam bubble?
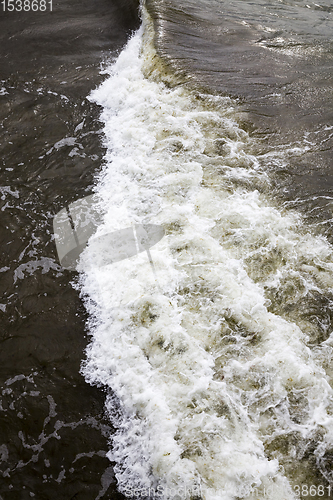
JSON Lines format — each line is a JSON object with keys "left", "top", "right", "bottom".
{"left": 79, "top": 9, "right": 333, "bottom": 499}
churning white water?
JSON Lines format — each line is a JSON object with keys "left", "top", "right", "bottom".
{"left": 78, "top": 9, "right": 333, "bottom": 500}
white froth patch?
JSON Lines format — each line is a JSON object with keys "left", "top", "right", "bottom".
{"left": 79, "top": 11, "right": 333, "bottom": 500}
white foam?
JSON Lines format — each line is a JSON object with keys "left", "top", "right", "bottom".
{"left": 79, "top": 9, "right": 333, "bottom": 500}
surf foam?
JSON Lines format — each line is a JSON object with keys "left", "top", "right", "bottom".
{"left": 79, "top": 8, "right": 333, "bottom": 500}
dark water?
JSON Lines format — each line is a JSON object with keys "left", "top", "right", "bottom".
{"left": 0, "top": 1, "right": 139, "bottom": 498}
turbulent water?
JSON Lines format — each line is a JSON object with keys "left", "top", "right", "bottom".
{"left": 78, "top": 2, "right": 333, "bottom": 499}
{"left": 1, "top": 0, "right": 333, "bottom": 498}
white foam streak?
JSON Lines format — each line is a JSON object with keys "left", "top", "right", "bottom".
{"left": 79, "top": 12, "right": 333, "bottom": 500}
